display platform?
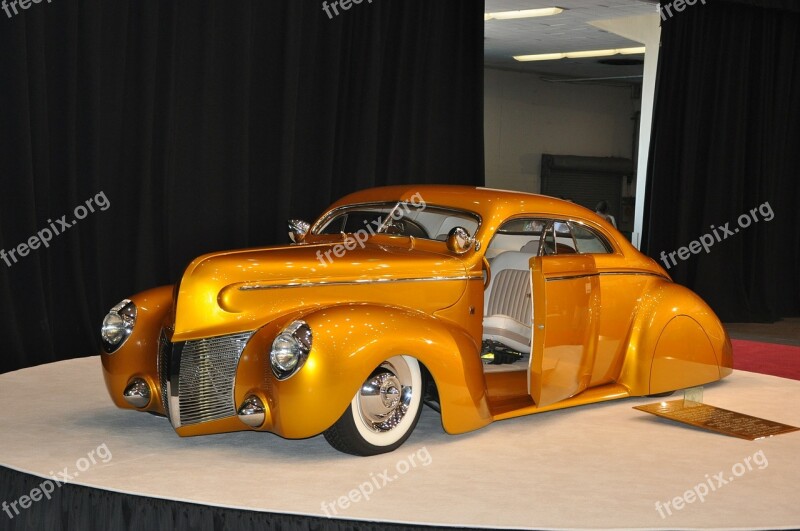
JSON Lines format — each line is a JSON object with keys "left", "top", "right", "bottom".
{"left": 1, "top": 357, "right": 799, "bottom": 530}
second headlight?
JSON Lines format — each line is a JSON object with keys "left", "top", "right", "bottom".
{"left": 101, "top": 299, "right": 137, "bottom": 354}
{"left": 270, "top": 320, "right": 312, "bottom": 380}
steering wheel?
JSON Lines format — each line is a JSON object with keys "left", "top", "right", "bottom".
{"left": 482, "top": 255, "right": 491, "bottom": 290}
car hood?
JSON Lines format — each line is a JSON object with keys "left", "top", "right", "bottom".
{"left": 171, "top": 236, "right": 470, "bottom": 341}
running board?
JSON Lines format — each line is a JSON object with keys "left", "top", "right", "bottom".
{"left": 491, "top": 383, "right": 631, "bottom": 420}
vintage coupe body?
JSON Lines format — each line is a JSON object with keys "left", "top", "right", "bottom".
{"left": 101, "top": 185, "right": 732, "bottom": 455}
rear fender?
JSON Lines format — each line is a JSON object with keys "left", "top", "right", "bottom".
{"left": 617, "top": 281, "right": 731, "bottom": 395}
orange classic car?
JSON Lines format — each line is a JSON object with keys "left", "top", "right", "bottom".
{"left": 100, "top": 185, "right": 732, "bottom": 455}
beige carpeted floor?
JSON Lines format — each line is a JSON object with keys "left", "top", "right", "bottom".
{"left": 1, "top": 357, "right": 799, "bottom": 530}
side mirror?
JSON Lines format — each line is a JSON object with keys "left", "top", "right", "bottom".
{"left": 288, "top": 219, "right": 311, "bottom": 243}
{"left": 446, "top": 226, "right": 475, "bottom": 255}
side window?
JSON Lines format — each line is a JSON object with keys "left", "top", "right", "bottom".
{"left": 540, "top": 221, "right": 578, "bottom": 255}
{"left": 551, "top": 221, "right": 577, "bottom": 255}
{"left": 542, "top": 224, "right": 556, "bottom": 255}
{"left": 318, "top": 214, "right": 346, "bottom": 234}
{"left": 569, "top": 222, "right": 613, "bottom": 254}
{"left": 487, "top": 218, "right": 548, "bottom": 259}
{"left": 488, "top": 218, "right": 612, "bottom": 258}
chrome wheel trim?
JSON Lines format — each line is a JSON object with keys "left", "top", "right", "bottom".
{"left": 353, "top": 356, "right": 421, "bottom": 446}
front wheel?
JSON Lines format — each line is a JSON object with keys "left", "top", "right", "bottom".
{"left": 323, "top": 355, "right": 423, "bottom": 456}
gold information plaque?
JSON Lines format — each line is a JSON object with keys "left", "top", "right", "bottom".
{"left": 634, "top": 400, "right": 800, "bottom": 440}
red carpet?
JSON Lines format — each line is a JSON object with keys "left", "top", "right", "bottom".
{"left": 732, "top": 339, "right": 800, "bottom": 381}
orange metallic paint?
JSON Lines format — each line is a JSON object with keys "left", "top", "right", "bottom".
{"left": 529, "top": 255, "right": 600, "bottom": 406}
{"left": 649, "top": 315, "right": 721, "bottom": 394}
{"left": 100, "top": 185, "right": 733, "bottom": 441}
{"left": 101, "top": 285, "right": 172, "bottom": 415}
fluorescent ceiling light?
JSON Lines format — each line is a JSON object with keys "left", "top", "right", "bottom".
{"left": 514, "top": 46, "right": 646, "bottom": 62}
{"left": 618, "top": 47, "right": 646, "bottom": 55}
{"left": 484, "top": 7, "right": 564, "bottom": 21}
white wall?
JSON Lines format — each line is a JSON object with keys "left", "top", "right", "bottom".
{"left": 591, "top": 13, "right": 661, "bottom": 249}
{"left": 484, "top": 67, "right": 639, "bottom": 194}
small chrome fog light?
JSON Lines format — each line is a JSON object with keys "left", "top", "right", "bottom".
{"left": 237, "top": 395, "right": 266, "bottom": 428}
{"left": 123, "top": 378, "right": 151, "bottom": 408}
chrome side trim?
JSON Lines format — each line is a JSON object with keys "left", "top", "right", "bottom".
{"left": 545, "top": 273, "right": 600, "bottom": 282}
{"left": 598, "top": 271, "right": 669, "bottom": 279}
{"left": 239, "top": 274, "right": 482, "bottom": 291}
{"left": 545, "top": 271, "right": 667, "bottom": 282}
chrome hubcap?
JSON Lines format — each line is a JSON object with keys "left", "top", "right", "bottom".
{"left": 358, "top": 361, "right": 413, "bottom": 432}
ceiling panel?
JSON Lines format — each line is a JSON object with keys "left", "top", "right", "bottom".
{"left": 485, "top": 0, "right": 658, "bottom": 81}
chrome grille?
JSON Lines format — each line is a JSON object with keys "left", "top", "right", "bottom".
{"left": 175, "top": 332, "right": 253, "bottom": 427}
{"left": 158, "top": 328, "right": 171, "bottom": 418}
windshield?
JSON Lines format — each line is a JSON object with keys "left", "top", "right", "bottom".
{"left": 315, "top": 201, "right": 480, "bottom": 241}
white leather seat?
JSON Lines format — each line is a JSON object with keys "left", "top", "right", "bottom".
{"left": 482, "top": 251, "right": 534, "bottom": 353}
{"left": 520, "top": 239, "right": 539, "bottom": 253}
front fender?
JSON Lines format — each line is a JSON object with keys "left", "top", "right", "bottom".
{"left": 254, "top": 304, "right": 492, "bottom": 439}
{"left": 101, "top": 285, "right": 173, "bottom": 413}
{"left": 617, "top": 280, "right": 731, "bottom": 395}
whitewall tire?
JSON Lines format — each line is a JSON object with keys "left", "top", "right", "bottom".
{"left": 323, "top": 355, "right": 423, "bottom": 456}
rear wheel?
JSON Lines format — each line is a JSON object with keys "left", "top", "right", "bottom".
{"left": 323, "top": 355, "right": 422, "bottom": 456}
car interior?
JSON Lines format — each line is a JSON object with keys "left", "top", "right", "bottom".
{"left": 317, "top": 203, "right": 480, "bottom": 242}
{"left": 480, "top": 219, "right": 611, "bottom": 374}
{"left": 319, "top": 209, "right": 612, "bottom": 378}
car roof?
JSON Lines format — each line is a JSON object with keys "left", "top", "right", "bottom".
{"left": 331, "top": 184, "right": 608, "bottom": 231}
{"left": 327, "top": 185, "right": 665, "bottom": 276}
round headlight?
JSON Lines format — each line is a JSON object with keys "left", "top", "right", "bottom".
{"left": 270, "top": 320, "right": 312, "bottom": 380}
{"left": 101, "top": 299, "right": 136, "bottom": 353}
{"left": 271, "top": 334, "right": 302, "bottom": 371}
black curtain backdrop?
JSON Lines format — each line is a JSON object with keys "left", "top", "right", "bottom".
{"left": 645, "top": 0, "right": 800, "bottom": 322}
{"left": 0, "top": 0, "right": 485, "bottom": 374}
{"left": 0, "top": 466, "right": 475, "bottom": 531}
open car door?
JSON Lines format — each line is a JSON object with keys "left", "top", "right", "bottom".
{"left": 528, "top": 255, "right": 600, "bottom": 407}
